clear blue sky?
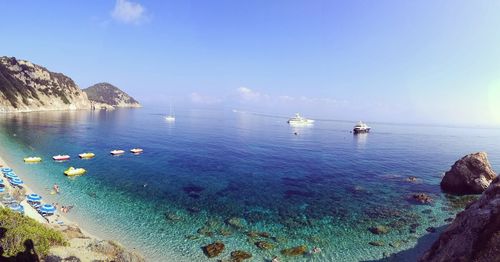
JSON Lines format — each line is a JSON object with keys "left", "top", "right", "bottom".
{"left": 1, "top": 1, "right": 499, "bottom": 126}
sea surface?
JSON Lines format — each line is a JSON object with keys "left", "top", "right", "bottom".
{"left": 0, "top": 107, "right": 499, "bottom": 262}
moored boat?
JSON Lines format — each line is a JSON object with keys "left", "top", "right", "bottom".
{"left": 79, "top": 152, "right": 95, "bottom": 159}
{"left": 130, "top": 148, "right": 143, "bottom": 154}
{"left": 24, "top": 157, "right": 42, "bottom": 163}
{"left": 110, "top": 149, "right": 125, "bottom": 155}
{"left": 64, "top": 167, "right": 86, "bottom": 176}
{"left": 53, "top": 155, "right": 71, "bottom": 161}
{"left": 287, "top": 113, "right": 314, "bottom": 125}
{"left": 353, "top": 121, "right": 371, "bottom": 134}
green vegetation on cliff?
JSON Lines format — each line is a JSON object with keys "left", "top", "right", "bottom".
{"left": 0, "top": 208, "right": 67, "bottom": 258}
{"left": 83, "top": 82, "right": 140, "bottom": 107}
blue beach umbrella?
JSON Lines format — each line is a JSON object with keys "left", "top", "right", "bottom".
{"left": 10, "top": 177, "right": 23, "bottom": 186}
{"left": 1, "top": 167, "right": 13, "bottom": 173}
{"left": 5, "top": 172, "right": 17, "bottom": 179}
{"left": 27, "top": 193, "right": 42, "bottom": 202}
{"left": 0, "top": 178, "right": 4, "bottom": 184}
{"left": 39, "top": 204, "right": 56, "bottom": 214}
{"left": 0, "top": 184, "right": 4, "bottom": 193}
{"left": 8, "top": 203, "right": 24, "bottom": 213}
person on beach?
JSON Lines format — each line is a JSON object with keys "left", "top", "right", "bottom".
{"left": 53, "top": 184, "right": 60, "bottom": 194}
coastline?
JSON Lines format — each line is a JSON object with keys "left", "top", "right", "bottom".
{"left": 0, "top": 152, "right": 144, "bottom": 262}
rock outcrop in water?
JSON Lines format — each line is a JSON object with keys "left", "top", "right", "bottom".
{"left": 440, "top": 152, "right": 497, "bottom": 195}
{"left": 420, "top": 176, "right": 500, "bottom": 262}
{"left": 83, "top": 82, "right": 141, "bottom": 109}
{"left": 0, "top": 56, "right": 91, "bottom": 112}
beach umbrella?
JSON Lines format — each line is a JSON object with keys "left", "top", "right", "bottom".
{"left": 39, "top": 204, "right": 56, "bottom": 214}
{"left": 0, "top": 179, "right": 4, "bottom": 184}
{"left": 8, "top": 203, "right": 24, "bottom": 213}
{"left": 5, "top": 172, "right": 17, "bottom": 179}
{"left": 1, "top": 167, "right": 13, "bottom": 173}
{"left": 27, "top": 193, "right": 42, "bottom": 202}
{"left": 10, "top": 177, "right": 23, "bottom": 186}
{"left": 0, "top": 185, "right": 4, "bottom": 193}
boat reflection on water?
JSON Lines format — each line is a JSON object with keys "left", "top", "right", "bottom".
{"left": 354, "top": 132, "right": 368, "bottom": 148}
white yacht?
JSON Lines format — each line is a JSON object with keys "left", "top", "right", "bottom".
{"left": 353, "top": 121, "right": 371, "bottom": 134}
{"left": 287, "top": 113, "right": 314, "bottom": 125}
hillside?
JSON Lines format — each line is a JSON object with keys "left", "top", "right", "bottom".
{"left": 83, "top": 82, "right": 141, "bottom": 108}
{"left": 0, "top": 56, "right": 91, "bottom": 112}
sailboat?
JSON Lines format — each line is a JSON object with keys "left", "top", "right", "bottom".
{"left": 165, "top": 104, "right": 175, "bottom": 122}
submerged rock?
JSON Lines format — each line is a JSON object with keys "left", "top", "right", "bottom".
{"left": 280, "top": 245, "right": 308, "bottom": 256}
{"left": 225, "top": 217, "right": 247, "bottom": 229}
{"left": 202, "top": 242, "right": 225, "bottom": 258}
{"left": 440, "top": 152, "right": 497, "bottom": 195}
{"left": 369, "top": 225, "right": 390, "bottom": 235}
{"left": 425, "top": 227, "right": 436, "bottom": 233}
{"left": 369, "top": 241, "right": 385, "bottom": 247}
{"left": 420, "top": 176, "right": 500, "bottom": 261}
{"left": 255, "top": 241, "right": 275, "bottom": 250}
{"left": 164, "top": 213, "right": 182, "bottom": 221}
{"left": 411, "top": 193, "right": 433, "bottom": 204}
{"left": 230, "top": 250, "right": 252, "bottom": 261}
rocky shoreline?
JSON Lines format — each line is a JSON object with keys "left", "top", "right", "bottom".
{"left": 420, "top": 152, "right": 499, "bottom": 261}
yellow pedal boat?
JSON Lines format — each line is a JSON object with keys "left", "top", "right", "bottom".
{"left": 64, "top": 167, "right": 86, "bottom": 176}
{"left": 24, "top": 157, "right": 42, "bottom": 163}
{"left": 79, "top": 152, "right": 95, "bottom": 159}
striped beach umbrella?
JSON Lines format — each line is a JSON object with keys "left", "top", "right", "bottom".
{"left": 10, "top": 177, "right": 23, "bottom": 186}
{"left": 27, "top": 193, "right": 42, "bottom": 202}
{"left": 8, "top": 203, "right": 24, "bottom": 213}
{"left": 39, "top": 204, "right": 56, "bottom": 214}
{"left": 1, "top": 167, "right": 13, "bottom": 173}
{"left": 5, "top": 172, "right": 17, "bottom": 179}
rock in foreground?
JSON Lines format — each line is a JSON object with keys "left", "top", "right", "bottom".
{"left": 420, "top": 176, "right": 500, "bottom": 261}
{"left": 440, "top": 152, "right": 497, "bottom": 195}
{"left": 202, "top": 242, "right": 225, "bottom": 258}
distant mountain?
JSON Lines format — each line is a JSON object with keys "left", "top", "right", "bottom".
{"left": 83, "top": 82, "right": 141, "bottom": 108}
{"left": 0, "top": 56, "right": 91, "bottom": 112}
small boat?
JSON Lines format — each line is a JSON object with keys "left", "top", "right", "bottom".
{"left": 64, "top": 167, "right": 86, "bottom": 176}
{"left": 53, "top": 155, "right": 70, "bottom": 161}
{"left": 110, "top": 150, "right": 125, "bottom": 155}
{"left": 130, "top": 148, "right": 144, "bottom": 154}
{"left": 287, "top": 113, "right": 314, "bottom": 125}
{"left": 165, "top": 104, "right": 176, "bottom": 122}
{"left": 353, "top": 121, "right": 371, "bottom": 134}
{"left": 79, "top": 152, "right": 95, "bottom": 159}
{"left": 24, "top": 157, "right": 42, "bottom": 163}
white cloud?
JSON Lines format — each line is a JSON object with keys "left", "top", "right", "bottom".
{"left": 111, "top": 0, "right": 148, "bottom": 25}
{"left": 190, "top": 92, "right": 223, "bottom": 105}
{"left": 237, "top": 87, "right": 270, "bottom": 101}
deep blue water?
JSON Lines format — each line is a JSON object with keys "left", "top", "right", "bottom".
{"left": 0, "top": 107, "right": 499, "bottom": 261}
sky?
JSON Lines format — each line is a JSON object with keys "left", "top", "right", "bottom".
{"left": 1, "top": 0, "right": 500, "bottom": 126}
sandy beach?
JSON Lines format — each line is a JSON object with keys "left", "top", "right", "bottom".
{"left": 0, "top": 153, "right": 144, "bottom": 262}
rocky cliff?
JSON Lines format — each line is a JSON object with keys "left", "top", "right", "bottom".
{"left": 0, "top": 56, "right": 91, "bottom": 112}
{"left": 421, "top": 164, "right": 500, "bottom": 261}
{"left": 83, "top": 82, "right": 141, "bottom": 108}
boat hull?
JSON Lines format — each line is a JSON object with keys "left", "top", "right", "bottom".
{"left": 353, "top": 128, "right": 370, "bottom": 134}
{"left": 111, "top": 150, "right": 125, "bottom": 155}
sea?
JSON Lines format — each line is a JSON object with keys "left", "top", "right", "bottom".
{"left": 0, "top": 106, "right": 498, "bottom": 262}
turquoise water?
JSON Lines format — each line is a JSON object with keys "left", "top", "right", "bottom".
{"left": 0, "top": 108, "right": 498, "bottom": 261}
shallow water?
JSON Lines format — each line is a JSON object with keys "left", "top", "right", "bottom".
{"left": 0, "top": 108, "right": 498, "bottom": 261}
